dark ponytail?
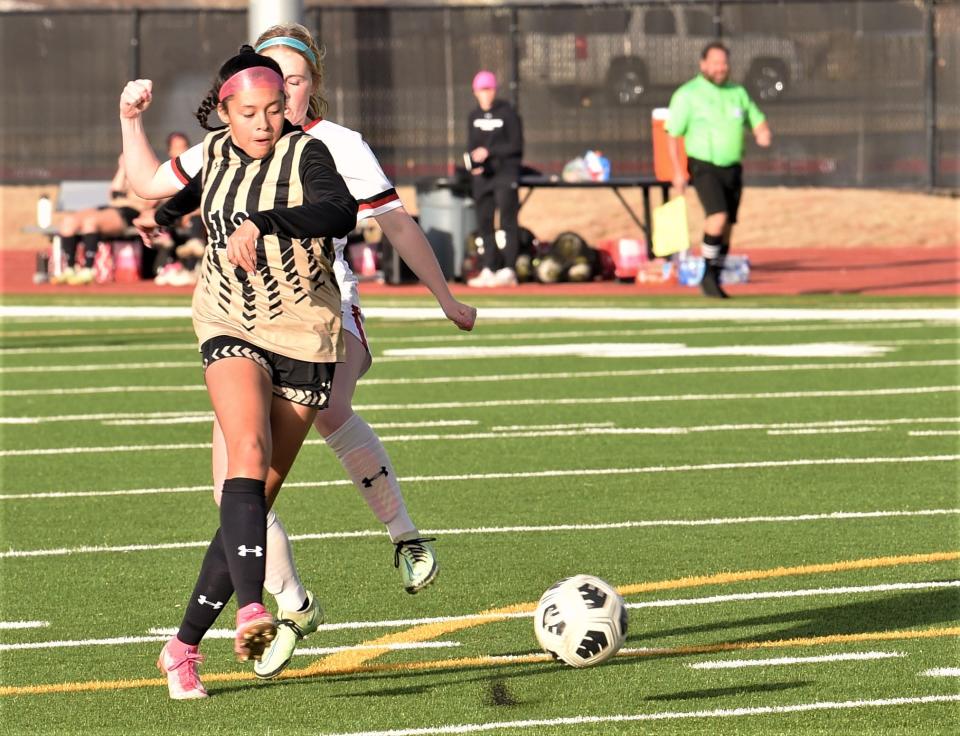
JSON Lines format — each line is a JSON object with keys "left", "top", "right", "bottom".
{"left": 194, "top": 44, "right": 284, "bottom": 131}
{"left": 195, "top": 90, "right": 220, "bottom": 131}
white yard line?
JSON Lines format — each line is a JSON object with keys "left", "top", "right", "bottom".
{"left": 295, "top": 642, "right": 461, "bottom": 655}
{"left": 3, "top": 358, "right": 958, "bottom": 383}
{"left": 3, "top": 305, "right": 959, "bottom": 322}
{"left": 0, "top": 342, "right": 196, "bottom": 356}
{"left": 767, "top": 427, "right": 882, "bottom": 436}
{"left": 0, "top": 636, "right": 168, "bottom": 651}
{"left": 4, "top": 411, "right": 960, "bottom": 456}
{"left": 921, "top": 668, "right": 960, "bottom": 677}
{"left": 2, "top": 413, "right": 954, "bottom": 435}
{"left": 99, "top": 418, "right": 480, "bottom": 429}
{"left": 0, "top": 621, "right": 49, "bottom": 630}
{"left": 0, "top": 321, "right": 932, "bottom": 352}
{"left": 628, "top": 580, "right": 960, "bottom": 610}
{"left": 910, "top": 430, "right": 960, "bottom": 436}
{"left": 357, "top": 360, "right": 960, "bottom": 385}
{"left": 0, "top": 637, "right": 460, "bottom": 654}
{"left": 1, "top": 507, "right": 955, "bottom": 559}
{"left": 0, "top": 361, "right": 196, "bottom": 374}
{"left": 687, "top": 651, "right": 907, "bottom": 669}
{"left": 2, "top": 454, "right": 958, "bottom": 500}
{"left": 0, "top": 326, "right": 191, "bottom": 339}
{"left": 3, "top": 361, "right": 957, "bottom": 398}
{"left": 489, "top": 422, "right": 615, "bottom": 431}
{"left": 313, "top": 695, "right": 960, "bottom": 736}
{"left": 349, "top": 385, "right": 959, "bottom": 412}
{"left": 378, "top": 342, "right": 902, "bottom": 361}
{"left": 0, "top": 385, "right": 203, "bottom": 398}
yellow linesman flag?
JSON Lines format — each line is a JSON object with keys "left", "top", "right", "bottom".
{"left": 652, "top": 196, "right": 690, "bottom": 258}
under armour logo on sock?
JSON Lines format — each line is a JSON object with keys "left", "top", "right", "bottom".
{"left": 237, "top": 545, "right": 264, "bottom": 557}
{"left": 361, "top": 466, "right": 389, "bottom": 488}
{"left": 197, "top": 595, "right": 224, "bottom": 609}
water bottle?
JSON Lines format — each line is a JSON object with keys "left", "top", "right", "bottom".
{"left": 677, "top": 251, "right": 704, "bottom": 286}
{"left": 721, "top": 255, "right": 750, "bottom": 284}
{"left": 37, "top": 194, "right": 52, "bottom": 230}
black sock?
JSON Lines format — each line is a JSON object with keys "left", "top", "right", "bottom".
{"left": 178, "top": 528, "right": 234, "bottom": 646}
{"left": 702, "top": 233, "right": 724, "bottom": 268}
{"left": 220, "top": 477, "right": 267, "bottom": 607}
{"left": 80, "top": 233, "right": 99, "bottom": 268}
{"left": 60, "top": 235, "right": 78, "bottom": 267}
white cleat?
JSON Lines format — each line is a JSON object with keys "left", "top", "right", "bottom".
{"left": 467, "top": 267, "right": 496, "bottom": 287}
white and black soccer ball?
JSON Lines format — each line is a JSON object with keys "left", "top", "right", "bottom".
{"left": 533, "top": 574, "right": 628, "bottom": 668}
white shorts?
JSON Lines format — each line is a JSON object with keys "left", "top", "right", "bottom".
{"left": 340, "top": 291, "right": 371, "bottom": 360}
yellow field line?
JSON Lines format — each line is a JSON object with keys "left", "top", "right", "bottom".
{"left": 3, "top": 626, "right": 958, "bottom": 697}
{"left": 296, "top": 550, "right": 960, "bottom": 676}
{"left": 362, "top": 626, "right": 960, "bottom": 675}
{"left": 2, "top": 550, "right": 957, "bottom": 697}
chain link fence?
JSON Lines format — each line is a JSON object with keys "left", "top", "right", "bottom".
{"left": 1, "top": 1, "right": 956, "bottom": 188}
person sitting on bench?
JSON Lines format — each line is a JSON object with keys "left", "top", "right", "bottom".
{"left": 52, "top": 154, "right": 150, "bottom": 285}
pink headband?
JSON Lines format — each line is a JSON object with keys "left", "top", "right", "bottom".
{"left": 218, "top": 66, "right": 284, "bottom": 102}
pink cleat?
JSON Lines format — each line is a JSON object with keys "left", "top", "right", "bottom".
{"left": 234, "top": 602, "right": 276, "bottom": 662}
{"left": 157, "top": 637, "right": 208, "bottom": 700}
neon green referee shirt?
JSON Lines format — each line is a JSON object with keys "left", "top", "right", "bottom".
{"left": 665, "top": 74, "right": 766, "bottom": 167}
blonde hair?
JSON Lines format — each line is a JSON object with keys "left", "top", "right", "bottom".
{"left": 255, "top": 23, "right": 328, "bottom": 120}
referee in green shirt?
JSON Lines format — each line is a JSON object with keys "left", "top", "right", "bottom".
{"left": 667, "top": 42, "right": 772, "bottom": 298}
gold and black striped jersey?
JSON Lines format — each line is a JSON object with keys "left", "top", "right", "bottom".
{"left": 161, "top": 123, "right": 358, "bottom": 363}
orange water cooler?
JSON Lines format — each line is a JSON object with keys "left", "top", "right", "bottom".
{"left": 652, "top": 107, "right": 686, "bottom": 182}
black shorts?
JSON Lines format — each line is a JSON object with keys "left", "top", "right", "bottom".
{"left": 688, "top": 158, "right": 743, "bottom": 224}
{"left": 200, "top": 335, "right": 335, "bottom": 409}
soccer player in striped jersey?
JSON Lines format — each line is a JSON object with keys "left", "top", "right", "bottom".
{"left": 121, "top": 25, "right": 476, "bottom": 687}
{"left": 121, "top": 46, "right": 358, "bottom": 698}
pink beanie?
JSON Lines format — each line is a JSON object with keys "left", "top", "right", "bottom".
{"left": 472, "top": 70, "right": 497, "bottom": 91}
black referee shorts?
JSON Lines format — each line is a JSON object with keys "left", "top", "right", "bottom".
{"left": 688, "top": 158, "right": 743, "bottom": 224}
{"left": 201, "top": 335, "right": 335, "bottom": 409}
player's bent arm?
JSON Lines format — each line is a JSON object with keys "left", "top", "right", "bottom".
{"left": 377, "top": 208, "right": 476, "bottom": 331}
{"left": 248, "top": 140, "right": 358, "bottom": 240}
{"left": 154, "top": 175, "right": 202, "bottom": 229}
{"left": 120, "top": 115, "right": 178, "bottom": 200}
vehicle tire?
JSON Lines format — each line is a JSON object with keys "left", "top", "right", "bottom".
{"left": 606, "top": 58, "right": 648, "bottom": 105}
{"left": 746, "top": 58, "right": 788, "bottom": 101}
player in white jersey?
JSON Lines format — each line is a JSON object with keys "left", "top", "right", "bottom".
{"left": 120, "top": 23, "right": 476, "bottom": 687}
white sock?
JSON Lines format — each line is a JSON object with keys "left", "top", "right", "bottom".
{"left": 264, "top": 510, "right": 308, "bottom": 612}
{"left": 326, "top": 414, "right": 417, "bottom": 542}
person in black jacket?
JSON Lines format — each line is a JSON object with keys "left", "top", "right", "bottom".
{"left": 465, "top": 70, "right": 524, "bottom": 287}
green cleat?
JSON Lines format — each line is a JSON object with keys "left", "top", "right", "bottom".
{"left": 394, "top": 537, "right": 438, "bottom": 594}
{"left": 253, "top": 591, "right": 323, "bottom": 680}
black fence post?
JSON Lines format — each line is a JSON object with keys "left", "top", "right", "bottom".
{"left": 130, "top": 8, "right": 141, "bottom": 81}
{"left": 510, "top": 6, "right": 521, "bottom": 109}
{"left": 713, "top": 0, "right": 723, "bottom": 39}
{"left": 924, "top": 0, "right": 938, "bottom": 190}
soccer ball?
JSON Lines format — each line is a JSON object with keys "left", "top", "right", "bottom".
{"left": 533, "top": 574, "right": 628, "bottom": 668}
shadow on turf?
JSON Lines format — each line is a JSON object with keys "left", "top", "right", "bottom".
{"left": 644, "top": 681, "right": 810, "bottom": 702}
{"left": 634, "top": 588, "right": 960, "bottom": 644}
{"left": 208, "top": 662, "right": 550, "bottom": 701}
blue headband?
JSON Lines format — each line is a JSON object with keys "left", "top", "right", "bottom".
{"left": 255, "top": 36, "right": 317, "bottom": 66}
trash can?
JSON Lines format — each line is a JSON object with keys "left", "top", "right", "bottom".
{"left": 415, "top": 178, "right": 477, "bottom": 280}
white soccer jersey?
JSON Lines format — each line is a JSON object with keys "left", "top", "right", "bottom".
{"left": 161, "top": 119, "right": 404, "bottom": 298}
